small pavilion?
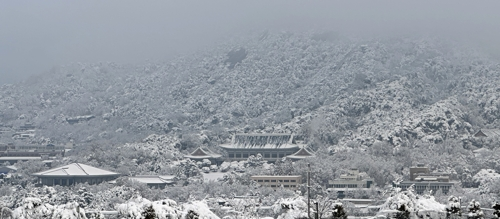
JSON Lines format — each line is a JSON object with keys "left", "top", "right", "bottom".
{"left": 285, "top": 147, "right": 315, "bottom": 161}
{"left": 184, "top": 147, "right": 222, "bottom": 165}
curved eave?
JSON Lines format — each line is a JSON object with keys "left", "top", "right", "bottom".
{"left": 219, "top": 144, "right": 300, "bottom": 150}
{"left": 286, "top": 155, "right": 315, "bottom": 159}
{"left": 185, "top": 155, "right": 222, "bottom": 159}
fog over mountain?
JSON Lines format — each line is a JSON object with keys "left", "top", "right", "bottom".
{"left": 1, "top": 30, "right": 499, "bottom": 151}
{"left": 2, "top": 1, "right": 500, "bottom": 84}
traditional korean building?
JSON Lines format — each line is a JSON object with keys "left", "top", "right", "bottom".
{"left": 128, "top": 175, "right": 176, "bottom": 189}
{"left": 285, "top": 147, "right": 315, "bottom": 161}
{"left": 219, "top": 133, "right": 304, "bottom": 162}
{"left": 184, "top": 147, "right": 222, "bottom": 165}
{"left": 473, "top": 129, "right": 500, "bottom": 138}
{"left": 32, "top": 163, "right": 120, "bottom": 186}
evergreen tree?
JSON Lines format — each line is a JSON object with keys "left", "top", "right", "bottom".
{"left": 331, "top": 203, "right": 347, "bottom": 219}
{"left": 467, "top": 200, "right": 484, "bottom": 219}
{"left": 492, "top": 201, "right": 500, "bottom": 218}
{"left": 395, "top": 204, "right": 410, "bottom": 219}
{"left": 446, "top": 196, "right": 462, "bottom": 219}
{"left": 186, "top": 210, "right": 200, "bottom": 219}
{"left": 142, "top": 204, "right": 156, "bottom": 219}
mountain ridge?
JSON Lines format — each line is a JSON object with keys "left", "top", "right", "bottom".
{"left": 0, "top": 31, "right": 498, "bottom": 152}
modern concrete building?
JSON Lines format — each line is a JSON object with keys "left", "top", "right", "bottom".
{"left": 219, "top": 133, "right": 304, "bottom": 162}
{"left": 410, "top": 164, "right": 430, "bottom": 181}
{"left": 328, "top": 169, "right": 374, "bottom": 189}
{"left": 32, "top": 163, "right": 120, "bottom": 186}
{"left": 395, "top": 165, "right": 455, "bottom": 194}
{"left": 0, "top": 143, "right": 65, "bottom": 158}
{"left": 251, "top": 175, "right": 302, "bottom": 190}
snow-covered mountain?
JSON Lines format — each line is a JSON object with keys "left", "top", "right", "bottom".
{"left": 0, "top": 31, "right": 499, "bottom": 151}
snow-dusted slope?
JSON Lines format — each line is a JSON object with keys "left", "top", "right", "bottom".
{"left": 0, "top": 31, "right": 499, "bottom": 150}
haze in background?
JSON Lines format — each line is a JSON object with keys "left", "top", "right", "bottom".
{"left": 1, "top": 1, "right": 499, "bottom": 85}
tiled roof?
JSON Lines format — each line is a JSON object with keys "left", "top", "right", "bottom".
{"left": 129, "top": 175, "right": 175, "bottom": 184}
{"left": 286, "top": 147, "right": 314, "bottom": 159}
{"left": 474, "top": 129, "right": 500, "bottom": 138}
{"left": 184, "top": 147, "right": 222, "bottom": 159}
{"left": 220, "top": 133, "right": 302, "bottom": 149}
{"left": 32, "top": 163, "right": 120, "bottom": 177}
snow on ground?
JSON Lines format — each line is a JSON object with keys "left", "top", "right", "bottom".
{"left": 202, "top": 172, "right": 226, "bottom": 181}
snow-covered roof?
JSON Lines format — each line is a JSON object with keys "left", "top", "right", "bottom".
{"left": 220, "top": 133, "right": 302, "bottom": 149}
{"left": 0, "top": 165, "right": 17, "bottom": 173}
{"left": 286, "top": 147, "right": 315, "bottom": 159}
{"left": 32, "top": 163, "right": 120, "bottom": 177}
{"left": 129, "top": 175, "right": 175, "bottom": 184}
{"left": 5, "top": 165, "right": 17, "bottom": 170}
{"left": 184, "top": 147, "right": 222, "bottom": 159}
{"left": 474, "top": 129, "right": 500, "bottom": 138}
{"left": 0, "top": 157, "right": 43, "bottom": 161}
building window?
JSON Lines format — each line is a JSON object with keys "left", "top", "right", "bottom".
{"left": 272, "top": 153, "right": 277, "bottom": 158}
{"left": 243, "top": 154, "right": 249, "bottom": 158}
{"left": 236, "top": 154, "right": 242, "bottom": 158}
{"left": 284, "top": 180, "right": 289, "bottom": 182}
{"left": 284, "top": 185, "right": 290, "bottom": 187}
{"left": 279, "top": 153, "right": 285, "bottom": 158}
{"left": 271, "top": 185, "right": 276, "bottom": 187}
{"left": 258, "top": 180, "right": 263, "bottom": 182}
{"left": 271, "top": 180, "right": 277, "bottom": 182}
{"left": 291, "top": 180, "right": 296, "bottom": 182}
{"left": 264, "top": 180, "right": 270, "bottom": 182}
{"left": 229, "top": 153, "right": 234, "bottom": 158}
{"left": 264, "top": 153, "right": 270, "bottom": 158}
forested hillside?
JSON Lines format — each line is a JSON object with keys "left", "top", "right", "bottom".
{"left": 1, "top": 31, "right": 499, "bottom": 151}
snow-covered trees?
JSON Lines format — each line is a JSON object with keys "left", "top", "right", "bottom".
{"left": 174, "top": 159, "right": 203, "bottom": 185}
{"left": 493, "top": 201, "right": 500, "bottom": 218}
{"left": 467, "top": 200, "right": 484, "bottom": 219}
{"left": 378, "top": 186, "right": 446, "bottom": 218}
{"left": 3, "top": 30, "right": 497, "bottom": 151}
{"left": 446, "top": 196, "right": 462, "bottom": 218}
{"left": 12, "top": 197, "right": 54, "bottom": 219}
{"left": 272, "top": 196, "right": 308, "bottom": 219}
{"left": 116, "top": 196, "right": 220, "bottom": 219}
{"left": 330, "top": 203, "right": 347, "bottom": 219}
{"left": 472, "top": 169, "right": 500, "bottom": 194}
{"left": 11, "top": 197, "right": 86, "bottom": 219}
{"left": 51, "top": 202, "right": 87, "bottom": 219}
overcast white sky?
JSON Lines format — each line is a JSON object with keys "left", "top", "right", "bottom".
{"left": 1, "top": 1, "right": 500, "bottom": 84}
